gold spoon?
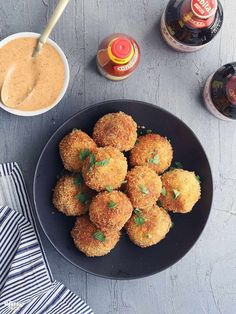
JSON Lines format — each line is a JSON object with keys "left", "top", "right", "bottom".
{"left": 33, "top": 0, "right": 71, "bottom": 57}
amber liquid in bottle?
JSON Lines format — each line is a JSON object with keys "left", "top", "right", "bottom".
{"left": 161, "top": 0, "right": 223, "bottom": 52}
{"left": 203, "top": 63, "right": 236, "bottom": 121}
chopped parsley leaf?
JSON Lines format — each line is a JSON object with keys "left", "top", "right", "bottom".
{"left": 108, "top": 201, "right": 116, "bottom": 209}
{"left": 76, "top": 193, "right": 90, "bottom": 204}
{"left": 95, "top": 158, "right": 110, "bottom": 167}
{"left": 134, "top": 216, "right": 145, "bottom": 225}
{"left": 157, "top": 200, "right": 163, "bottom": 207}
{"left": 139, "top": 185, "right": 149, "bottom": 195}
{"left": 93, "top": 231, "right": 106, "bottom": 242}
{"left": 88, "top": 153, "right": 96, "bottom": 168}
{"left": 74, "top": 173, "right": 84, "bottom": 186}
{"left": 148, "top": 154, "right": 160, "bottom": 165}
{"left": 133, "top": 208, "right": 142, "bottom": 216}
{"left": 195, "top": 175, "right": 201, "bottom": 183}
{"left": 146, "top": 129, "right": 152, "bottom": 134}
{"left": 173, "top": 189, "right": 181, "bottom": 200}
{"left": 175, "top": 161, "right": 183, "bottom": 169}
{"left": 106, "top": 186, "right": 113, "bottom": 192}
{"left": 161, "top": 187, "right": 167, "bottom": 196}
{"left": 79, "top": 149, "right": 91, "bottom": 161}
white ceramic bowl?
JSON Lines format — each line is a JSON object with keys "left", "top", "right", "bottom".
{"left": 0, "top": 32, "right": 70, "bottom": 116}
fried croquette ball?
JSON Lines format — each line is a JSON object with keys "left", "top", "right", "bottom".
{"left": 89, "top": 191, "right": 133, "bottom": 231}
{"left": 126, "top": 166, "right": 162, "bottom": 209}
{"left": 159, "top": 169, "right": 201, "bottom": 214}
{"left": 59, "top": 129, "right": 97, "bottom": 172}
{"left": 53, "top": 174, "right": 93, "bottom": 216}
{"left": 93, "top": 112, "right": 137, "bottom": 152}
{"left": 82, "top": 146, "right": 128, "bottom": 192}
{"left": 130, "top": 133, "right": 173, "bottom": 174}
{"left": 126, "top": 205, "right": 172, "bottom": 248}
{"left": 71, "top": 215, "right": 120, "bottom": 257}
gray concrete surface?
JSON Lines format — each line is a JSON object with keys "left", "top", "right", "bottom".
{"left": 0, "top": 0, "right": 235, "bottom": 313}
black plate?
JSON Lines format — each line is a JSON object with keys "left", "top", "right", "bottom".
{"left": 33, "top": 100, "right": 213, "bottom": 280}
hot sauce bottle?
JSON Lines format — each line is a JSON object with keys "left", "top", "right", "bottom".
{"left": 96, "top": 33, "right": 140, "bottom": 81}
{"left": 203, "top": 63, "right": 236, "bottom": 121}
{"left": 160, "top": 0, "right": 223, "bottom": 52}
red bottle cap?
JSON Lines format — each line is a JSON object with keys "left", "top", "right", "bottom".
{"left": 111, "top": 37, "right": 133, "bottom": 60}
{"left": 226, "top": 76, "right": 236, "bottom": 106}
{"left": 191, "top": 0, "right": 217, "bottom": 19}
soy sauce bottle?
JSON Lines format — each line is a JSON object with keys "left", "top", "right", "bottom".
{"left": 160, "top": 0, "right": 223, "bottom": 52}
{"left": 203, "top": 63, "right": 236, "bottom": 121}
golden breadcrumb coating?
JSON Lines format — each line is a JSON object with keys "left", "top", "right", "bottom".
{"left": 71, "top": 215, "right": 120, "bottom": 257}
{"left": 130, "top": 133, "right": 173, "bottom": 174}
{"left": 82, "top": 146, "right": 128, "bottom": 192}
{"left": 126, "top": 166, "right": 162, "bottom": 209}
{"left": 59, "top": 129, "right": 97, "bottom": 172}
{"left": 126, "top": 205, "right": 172, "bottom": 248}
{"left": 53, "top": 174, "right": 94, "bottom": 216}
{"left": 93, "top": 112, "right": 137, "bottom": 152}
{"left": 159, "top": 169, "right": 201, "bottom": 213}
{"left": 89, "top": 191, "right": 133, "bottom": 231}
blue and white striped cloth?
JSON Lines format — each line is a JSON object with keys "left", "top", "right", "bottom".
{"left": 0, "top": 162, "right": 93, "bottom": 314}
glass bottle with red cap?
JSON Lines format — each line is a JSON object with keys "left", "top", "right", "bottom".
{"left": 160, "top": 0, "right": 223, "bottom": 52}
{"left": 203, "top": 63, "right": 236, "bottom": 121}
{"left": 96, "top": 33, "right": 140, "bottom": 81}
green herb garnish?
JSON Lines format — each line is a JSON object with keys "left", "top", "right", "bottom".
{"left": 76, "top": 193, "right": 90, "bottom": 204}
{"left": 173, "top": 189, "right": 181, "bottom": 200}
{"left": 88, "top": 153, "right": 96, "bottom": 168}
{"left": 93, "top": 231, "right": 106, "bottom": 242}
{"left": 146, "top": 129, "right": 152, "bottom": 134}
{"left": 106, "top": 186, "right": 113, "bottom": 192}
{"left": 79, "top": 149, "right": 91, "bottom": 161}
{"left": 95, "top": 158, "right": 110, "bottom": 167}
{"left": 134, "top": 216, "right": 145, "bottom": 225}
{"left": 139, "top": 185, "right": 149, "bottom": 195}
{"left": 133, "top": 208, "right": 145, "bottom": 225}
{"left": 157, "top": 200, "right": 163, "bottom": 207}
{"left": 108, "top": 201, "right": 116, "bottom": 209}
{"left": 74, "top": 173, "right": 84, "bottom": 186}
{"left": 195, "top": 175, "right": 201, "bottom": 183}
{"left": 175, "top": 161, "right": 183, "bottom": 169}
{"left": 133, "top": 208, "right": 142, "bottom": 216}
{"left": 135, "top": 139, "right": 140, "bottom": 145}
{"left": 161, "top": 187, "right": 167, "bottom": 196}
{"left": 148, "top": 154, "right": 160, "bottom": 165}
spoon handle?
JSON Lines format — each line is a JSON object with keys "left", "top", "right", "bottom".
{"left": 33, "top": 0, "right": 71, "bottom": 57}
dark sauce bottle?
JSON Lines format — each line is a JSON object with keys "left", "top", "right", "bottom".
{"left": 203, "top": 63, "right": 236, "bottom": 121}
{"left": 160, "top": 0, "right": 223, "bottom": 52}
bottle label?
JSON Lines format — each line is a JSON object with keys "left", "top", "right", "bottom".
{"left": 181, "top": 0, "right": 215, "bottom": 29}
{"left": 226, "top": 76, "right": 236, "bottom": 105}
{"left": 203, "top": 74, "right": 233, "bottom": 121}
{"left": 113, "top": 43, "right": 139, "bottom": 73}
{"left": 191, "top": 0, "right": 217, "bottom": 19}
{"left": 160, "top": 11, "right": 207, "bottom": 52}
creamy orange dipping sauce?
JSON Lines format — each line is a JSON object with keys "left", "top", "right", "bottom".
{"left": 0, "top": 37, "right": 65, "bottom": 111}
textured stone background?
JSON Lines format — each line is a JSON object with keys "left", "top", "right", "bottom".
{"left": 0, "top": 0, "right": 235, "bottom": 313}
